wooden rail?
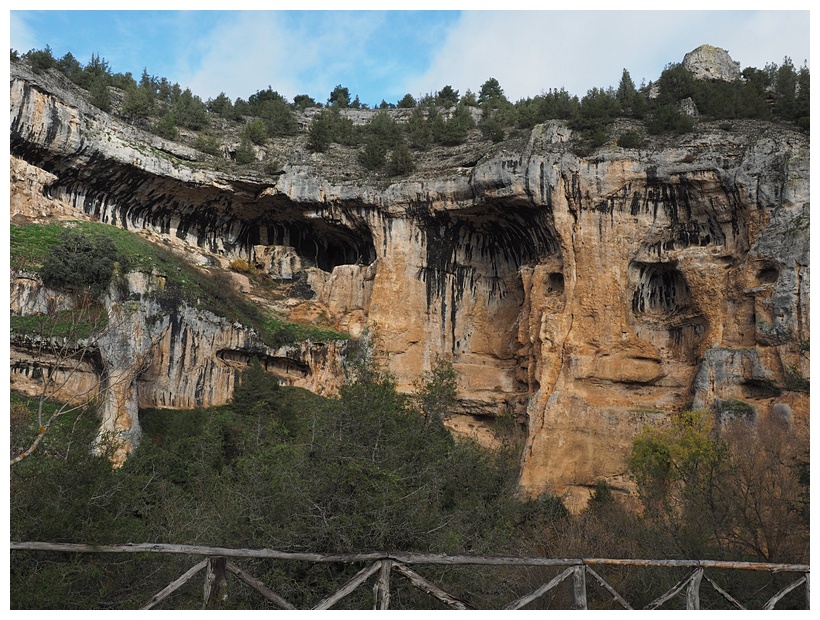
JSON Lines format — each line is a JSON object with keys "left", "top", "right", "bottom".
{"left": 11, "top": 542, "right": 810, "bottom": 610}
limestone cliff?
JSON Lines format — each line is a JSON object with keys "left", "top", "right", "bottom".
{"left": 9, "top": 58, "right": 809, "bottom": 506}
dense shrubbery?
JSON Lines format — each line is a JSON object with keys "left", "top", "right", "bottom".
{"left": 9, "top": 358, "right": 569, "bottom": 609}
{"left": 10, "top": 356, "right": 810, "bottom": 609}
{"left": 39, "top": 229, "right": 123, "bottom": 296}
{"left": 616, "top": 130, "right": 643, "bottom": 149}
{"left": 629, "top": 408, "right": 809, "bottom": 566}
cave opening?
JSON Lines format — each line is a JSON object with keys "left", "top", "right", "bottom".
{"left": 631, "top": 262, "right": 692, "bottom": 316}
{"left": 630, "top": 262, "right": 707, "bottom": 363}
{"left": 757, "top": 265, "right": 780, "bottom": 284}
{"left": 547, "top": 272, "right": 565, "bottom": 294}
{"left": 240, "top": 218, "right": 376, "bottom": 273}
{"left": 416, "top": 203, "right": 559, "bottom": 306}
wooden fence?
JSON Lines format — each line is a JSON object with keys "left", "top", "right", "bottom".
{"left": 10, "top": 542, "right": 810, "bottom": 610}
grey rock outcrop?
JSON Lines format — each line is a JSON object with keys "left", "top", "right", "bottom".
{"left": 682, "top": 44, "right": 742, "bottom": 82}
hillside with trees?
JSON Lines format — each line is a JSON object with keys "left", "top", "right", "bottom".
{"left": 10, "top": 45, "right": 810, "bottom": 180}
{"left": 8, "top": 45, "right": 810, "bottom": 609}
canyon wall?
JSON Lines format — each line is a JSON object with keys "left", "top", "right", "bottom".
{"left": 9, "top": 61, "right": 809, "bottom": 505}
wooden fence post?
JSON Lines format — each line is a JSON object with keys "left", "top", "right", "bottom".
{"left": 572, "top": 565, "right": 588, "bottom": 610}
{"left": 374, "top": 559, "right": 392, "bottom": 610}
{"left": 203, "top": 556, "right": 228, "bottom": 609}
{"left": 685, "top": 567, "right": 703, "bottom": 610}
{"left": 805, "top": 572, "right": 810, "bottom": 610}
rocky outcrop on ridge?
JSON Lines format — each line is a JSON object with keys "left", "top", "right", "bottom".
{"left": 682, "top": 44, "right": 742, "bottom": 82}
{"left": 9, "top": 57, "right": 809, "bottom": 507}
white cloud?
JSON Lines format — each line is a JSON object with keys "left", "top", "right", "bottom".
{"left": 176, "top": 13, "right": 298, "bottom": 101}
{"left": 10, "top": 12, "right": 38, "bottom": 55}
{"left": 711, "top": 11, "right": 810, "bottom": 68}
{"left": 178, "top": 11, "right": 393, "bottom": 103}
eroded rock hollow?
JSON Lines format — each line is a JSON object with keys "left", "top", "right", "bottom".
{"left": 9, "top": 60, "right": 809, "bottom": 507}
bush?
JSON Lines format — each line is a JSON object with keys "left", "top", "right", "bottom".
{"left": 152, "top": 112, "right": 178, "bottom": 140}
{"left": 242, "top": 119, "right": 267, "bottom": 145}
{"left": 406, "top": 107, "right": 432, "bottom": 149}
{"left": 590, "top": 127, "right": 608, "bottom": 147}
{"left": 358, "top": 136, "right": 387, "bottom": 171}
{"left": 40, "top": 230, "right": 123, "bottom": 296}
{"left": 387, "top": 140, "right": 415, "bottom": 176}
{"left": 434, "top": 104, "right": 475, "bottom": 146}
{"left": 716, "top": 398, "right": 756, "bottom": 419}
{"left": 365, "top": 111, "right": 401, "bottom": 147}
{"left": 307, "top": 109, "right": 359, "bottom": 152}
{"left": 783, "top": 365, "right": 810, "bottom": 392}
{"left": 229, "top": 258, "right": 254, "bottom": 273}
{"left": 259, "top": 99, "right": 299, "bottom": 136}
{"left": 646, "top": 104, "right": 695, "bottom": 135}
{"left": 192, "top": 133, "right": 221, "bottom": 156}
{"left": 479, "top": 110, "right": 505, "bottom": 143}
{"left": 263, "top": 158, "right": 282, "bottom": 176}
{"left": 234, "top": 137, "right": 256, "bottom": 164}
{"left": 307, "top": 111, "right": 333, "bottom": 152}
{"left": 617, "top": 130, "right": 643, "bottom": 148}
{"left": 231, "top": 357, "right": 290, "bottom": 425}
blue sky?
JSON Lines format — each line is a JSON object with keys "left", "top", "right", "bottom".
{"left": 6, "top": 7, "right": 813, "bottom": 107}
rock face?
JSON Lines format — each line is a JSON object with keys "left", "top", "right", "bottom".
{"left": 10, "top": 271, "right": 348, "bottom": 465}
{"left": 682, "top": 44, "right": 742, "bottom": 82}
{"left": 9, "top": 57, "right": 809, "bottom": 507}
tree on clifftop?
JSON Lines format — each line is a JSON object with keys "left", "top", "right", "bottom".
{"left": 435, "top": 85, "right": 460, "bottom": 107}
{"left": 616, "top": 68, "right": 645, "bottom": 117}
{"left": 478, "top": 77, "right": 506, "bottom": 107}
{"left": 328, "top": 84, "right": 351, "bottom": 108}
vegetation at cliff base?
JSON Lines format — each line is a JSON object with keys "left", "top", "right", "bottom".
{"left": 10, "top": 360, "right": 563, "bottom": 609}
{"left": 10, "top": 356, "right": 810, "bottom": 609}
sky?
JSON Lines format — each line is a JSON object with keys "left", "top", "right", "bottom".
{"left": 6, "top": 5, "right": 812, "bottom": 108}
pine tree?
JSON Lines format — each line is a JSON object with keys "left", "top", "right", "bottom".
{"left": 387, "top": 139, "right": 415, "bottom": 176}
{"left": 406, "top": 107, "right": 432, "bottom": 149}
{"left": 88, "top": 75, "right": 111, "bottom": 112}
{"left": 307, "top": 111, "right": 333, "bottom": 152}
{"left": 235, "top": 137, "right": 256, "bottom": 164}
{"left": 616, "top": 68, "right": 638, "bottom": 115}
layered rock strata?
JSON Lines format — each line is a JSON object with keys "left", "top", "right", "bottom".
{"left": 9, "top": 61, "right": 809, "bottom": 505}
